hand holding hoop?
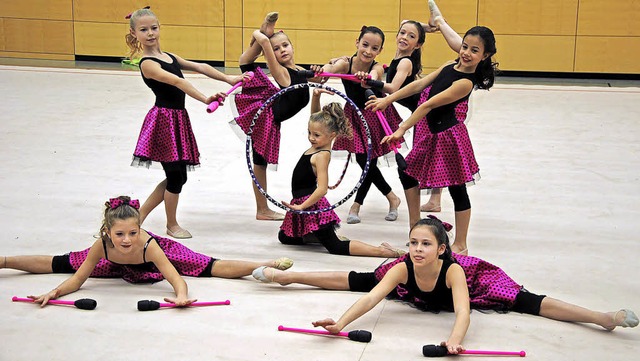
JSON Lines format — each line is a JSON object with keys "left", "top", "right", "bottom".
{"left": 206, "top": 71, "right": 254, "bottom": 113}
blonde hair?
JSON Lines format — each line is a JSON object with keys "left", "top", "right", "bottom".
{"left": 309, "top": 102, "right": 352, "bottom": 139}
{"left": 124, "top": 8, "right": 157, "bottom": 60}
{"left": 99, "top": 196, "right": 140, "bottom": 246}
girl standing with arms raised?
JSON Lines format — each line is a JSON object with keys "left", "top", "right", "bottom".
{"left": 126, "top": 8, "right": 247, "bottom": 239}
{"left": 232, "top": 13, "right": 316, "bottom": 221}
{"left": 319, "top": 26, "right": 403, "bottom": 225}
{"left": 368, "top": 26, "right": 498, "bottom": 254}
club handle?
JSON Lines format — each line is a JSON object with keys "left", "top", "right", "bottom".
{"left": 297, "top": 69, "right": 316, "bottom": 78}
{"left": 206, "top": 71, "right": 253, "bottom": 113}
{"left": 365, "top": 79, "right": 384, "bottom": 89}
{"left": 158, "top": 300, "right": 231, "bottom": 307}
{"left": 12, "top": 296, "right": 73, "bottom": 306}
{"left": 422, "top": 345, "right": 526, "bottom": 357}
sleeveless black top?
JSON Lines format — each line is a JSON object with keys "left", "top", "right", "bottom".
{"left": 402, "top": 256, "right": 455, "bottom": 312}
{"left": 139, "top": 53, "right": 186, "bottom": 109}
{"left": 341, "top": 57, "right": 382, "bottom": 109}
{"left": 291, "top": 150, "right": 329, "bottom": 198}
{"left": 386, "top": 56, "right": 420, "bottom": 111}
{"left": 426, "top": 63, "right": 475, "bottom": 133}
{"left": 273, "top": 67, "right": 310, "bottom": 123}
{"left": 102, "top": 235, "right": 156, "bottom": 270}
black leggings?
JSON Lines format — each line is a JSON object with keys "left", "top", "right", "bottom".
{"left": 354, "top": 153, "right": 392, "bottom": 205}
{"left": 162, "top": 162, "right": 188, "bottom": 194}
{"left": 252, "top": 148, "right": 268, "bottom": 167}
{"left": 347, "top": 271, "right": 546, "bottom": 315}
{"left": 278, "top": 226, "right": 350, "bottom": 255}
{"left": 398, "top": 170, "right": 471, "bottom": 212}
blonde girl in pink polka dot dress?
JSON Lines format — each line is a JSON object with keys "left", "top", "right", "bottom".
{"left": 126, "top": 8, "right": 249, "bottom": 239}
{"left": 1, "top": 196, "right": 294, "bottom": 307}
{"left": 231, "top": 13, "right": 319, "bottom": 221}
{"left": 252, "top": 217, "right": 638, "bottom": 352}
{"left": 367, "top": 27, "right": 498, "bottom": 255}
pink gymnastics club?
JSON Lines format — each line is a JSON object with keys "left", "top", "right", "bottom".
{"left": 364, "top": 89, "right": 407, "bottom": 170}
{"left": 137, "top": 299, "right": 231, "bottom": 311}
{"left": 298, "top": 69, "right": 371, "bottom": 83}
{"left": 422, "top": 344, "right": 526, "bottom": 357}
{"left": 278, "top": 325, "right": 372, "bottom": 343}
{"left": 12, "top": 296, "right": 97, "bottom": 310}
{"left": 206, "top": 71, "right": 254, "bottom": 113}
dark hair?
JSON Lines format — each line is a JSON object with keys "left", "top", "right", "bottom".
{"left": 358, "top": 25, "right": 385, "bottom": 48}
{"left": 309, "top": 102, "right": 352, "bottom": 139}
{"left": 462, "top": 26, "right": 498, "bottom": 90}
{"left": 99, "top": 196, "right": 140, "bottom": 246}
{"left": 409, "top": 217, "right": 455, "bottom": 262}
{"left": 398, "top": 21, "right": 425, "bottom": 77}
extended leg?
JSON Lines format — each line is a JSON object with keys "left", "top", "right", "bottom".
{"left": 2, "top": 256, "right": 54, "bottom": 273}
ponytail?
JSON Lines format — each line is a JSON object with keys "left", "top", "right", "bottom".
{"left": 310, "top": 102, "right": 353, "bottom": 139}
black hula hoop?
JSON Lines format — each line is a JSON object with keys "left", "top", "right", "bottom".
{"left": 246, "top": 82, "right": 372, "bottom": 215}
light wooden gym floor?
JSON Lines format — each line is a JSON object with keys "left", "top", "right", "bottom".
{"left": 0, "top": 62, "right": 638, "bottom": 361}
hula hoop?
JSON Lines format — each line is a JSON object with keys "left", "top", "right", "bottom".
{"left": 246, "top": 82, "right": 372, "bottom": 215}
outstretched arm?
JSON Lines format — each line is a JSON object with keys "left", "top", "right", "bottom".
{"left": 313, "top": 263, "right": 407, "bottom": 333}
{"left": 145, "top": 241, "right": 195, "bottom": 307}
{"left": 174, "top": 53, "right": 248, "bottom": 86}
{"left": 28, "top": 241, "right": 102, "bottom": 307}
{"left": 381, "top": 76, "right": 473, "bottom": 144}
{"left": 366, "top": 61, "right": 452, "bottom": 112}
{"left": 441, "top": 264, "right": 470, "bottom": 354}
{"left": 141, "top": 60, "right": 217, "bottom": 104}
{"left": 382, "top": 58, "right": 414, "bottom": 94}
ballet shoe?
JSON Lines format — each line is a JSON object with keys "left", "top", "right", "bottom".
{"left": 167, "top": 227, "right": 192, "bottom": 239}
{"left": 273, "top": 257, "right": 293, "bottom": 270}
{"left": 605, "top": 309, "right": 639, "bottom": 331}
{"left": 256, "top": 210, "right": 285, "bottom": 221}
{"left": 346, "top": 213, "right": 361, "bottom": 224}
{"left": 385, "top": 209, "right": 399, "bottom": 221}
{"left": 252, "top": 266, "right": 275, "bottom": 283}
{"left": 381, "top": 242, "right": 406, "bottom": 258}
{"left": 250, "top": 12, "right": 279, "bottom": 46}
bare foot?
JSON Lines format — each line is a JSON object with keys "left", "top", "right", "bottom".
{"left": 451, "top": 243, "right": 468, "bottom": 255}
{"left": 256, "top": 209, "right": 285, "bottom": 221}
{"left": 380, "top": 242, "right": 407, "bottom": 258}
{"left": 420, "top": 201, "right": 441, "bottom": 212}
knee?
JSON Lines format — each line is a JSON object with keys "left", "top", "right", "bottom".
{"left": 398, "top": 170, "right": 419, "bottom": 190}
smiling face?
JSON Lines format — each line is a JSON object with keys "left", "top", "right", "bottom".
{"left": 458, "top": 34, "right": 488, "bottom": 69}
{"left": 396, "top": 23, "right": 422, "bottom": 54}
{"left": 307, "top": 120, "right": 336, "bottom": 149}
{"left": 130, "top": 15, "right": 160, "bottom": 48}
{"left": 408, "top": 225, "right": 446, "bottom": 266}
{"left": 270, "top": 32, "right": 294, "bottom": 65}
{"left": 106, "top": 218, "right": 141, "bottom": 255}
{"left": 355, "top": 32, "right": 383, "bottom": 64}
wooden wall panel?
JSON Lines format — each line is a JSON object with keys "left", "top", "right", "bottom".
{"left": 73, "top": 0, "right": 224, "bottom": 26}
{"left": 0, "top": 18, "right": 4, "bottom": 50}
{"left": 225, "top": 0, "right": 242, "bottom": 27}
{"left": 422, "top": 32, "right": 464, "bottom": 71}
{"left": 225, "top": 27, "right": 242, "bottom": 67}
{"left": 0, "top": 0, "right": 72, "bottom": 21}
{"left": 75, "top": 22, "right": 224, "bottom": 60}
{"left": 242, "top": 0, "right": 400, "bottom": 31}
{"left": 402, "top": 0, "right": 477, "bottom": 34}
{"left": 478, "top": 0, "right": 578, "bottom": 36}
{"left": 575, "top": 37, "right": 640, "bottom": 73}
{"left": 577, "top": 0, "right": 640, "bottom": 36}
{"left": 0, "top": 50, "right": 74, "bottom": 60}
{"left": 491, "top": 35, "right": 575, "bottom": 72}
{"left": 3, "top": 19, "right": 74, "bottom": 54}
